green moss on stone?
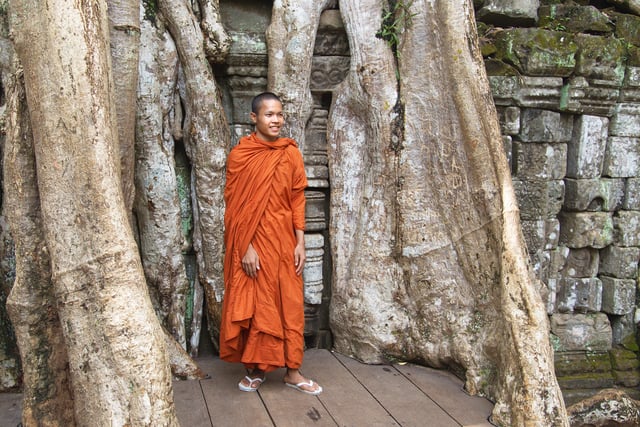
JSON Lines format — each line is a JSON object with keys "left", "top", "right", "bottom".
{"left": 615, "top": 14, "right": 640, "bottom": 46}
{"left": 493, "top": 28, "right": 577, "bottom": 77}
{"left": 609, "top": 348, "right": 640, "bottom": 371}
{"left": 574, "top": 34, "right": 626, "bottom": 83}
{"left": 622, "top": 333, "right": 640, "bottom": 352}
{"left": 538, "top": 5, "right": 613, "bottom": 34}
{"left": 555, "top": 351, "right": 612, "bottom": 376}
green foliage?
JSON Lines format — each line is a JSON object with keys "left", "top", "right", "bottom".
{"left": 376, "top": 0, "right": 416, "bottom": 55}
{"left": 143, "top": 0, "right": 158, "bottom": 24}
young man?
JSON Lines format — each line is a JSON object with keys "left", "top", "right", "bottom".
{"left": 219, "top": 92, "right": 323, "bottom": 395}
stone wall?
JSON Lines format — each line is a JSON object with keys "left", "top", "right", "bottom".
{"left": 479, "top": 0, "right": 640, "bottom": 405}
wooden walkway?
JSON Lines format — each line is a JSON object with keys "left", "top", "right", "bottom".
{"left": 0, "top": 349, "right": 494, "bottom": 427}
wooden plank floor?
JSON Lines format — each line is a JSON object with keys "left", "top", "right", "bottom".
{"left": 0, "top": 349, "right": 494, "bottom": 427}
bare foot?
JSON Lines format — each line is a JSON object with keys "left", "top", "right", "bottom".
{"left": 283, "top": 368, "right": 323, "bottom": 395}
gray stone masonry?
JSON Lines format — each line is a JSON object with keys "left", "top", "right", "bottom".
{"left": 611, "top": 313, "right": 636, "bottom": 346}
{"left": 516, "top": 76, "right": 563, "bottom": 109}
{"left": 521, "top": 218, "right": 560, "bottom": 253}
{"left": 603, "top": 136, "right": 640, "bottom": 178}
{"left": 609, "top": 103, "right": 640, "bottom": 137}
{"left": 303, "top": 233, "right": 324, "bottom": 305}
{"left": 564, "top": 76, "right": 620, "bottom": 117}
{"left": 513, "top": 141, "right": 567, "bottom": 180}
{"left": 496, "top": 106, "right": 520, "bottom": 135}
{"left": 512, "top": 179, "right": 564, "bottom": 219}
{"left": 574, "top": 34, "right": 626, "bottom": 84}
{"left": 560, "top": 247, "right": 599, "bottom": 278}
{"left": 624, "top": 178, "right": 640, "bottom": 210}
{"left": 559, "top": 212, "right": 614, "bottom": 249}
{"left": 557, "top": 277, "right": 602, "bottom": 313}
{"left": 563, "top": 178, "right": 625, "bottom": 212}
{"left": 477, "top": 0, "right": 539, "bottom": 26}
{"left": 520, "top": 108, "right": 573, "bottom": 142}
{"left": 551, "top": 313, "right": 612, "bottom": 352}
{"left": 601, "top": 276, "right": 636, "bottom": 315}
{"left": 621, "top": 67, "right": 640, "bottom": 103}
{"left": 599, "top": 245, "right": 640, "bottom": 279}
{"left": 566, "top": 115, "right": 608, "bottom": 179}
{"left": 614, "top": 210, "right": 640, "bottom": 247}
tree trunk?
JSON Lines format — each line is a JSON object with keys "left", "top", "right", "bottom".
{"left": 4, "top": 69, "right": 75, "bottom": 427}
{"left": 327, "top": 1, "right": 568, "bottom": 425}
{"left": 158, "top": 0, "right": 230, "bottom": 352}
{"left": 266, "top": 0, "right": 333, "bottom": 148}
{"left": 8, "top": 0, "right": 178, "bottom": 424}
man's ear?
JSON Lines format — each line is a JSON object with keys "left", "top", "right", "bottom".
{"left": 250, "top": 112, "right": 256, "bottom": 123}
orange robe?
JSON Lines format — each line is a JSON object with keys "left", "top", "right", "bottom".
{"left": 219, "top": 132, "right": 307, "bottom": 372}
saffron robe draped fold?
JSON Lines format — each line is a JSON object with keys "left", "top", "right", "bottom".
{"left": 220, "top": 132, "right": 308, "bottom": 372}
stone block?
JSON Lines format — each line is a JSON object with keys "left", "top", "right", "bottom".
{"left": 310, "top": 56, "right": 350, "bottom": 90}
{"left": 612, "top": 369, "right": 640, "bottom": 387}
{"left": 521, "top": 218, "right": 560, "bottom": 252}
{"left": 566, "top": 115, "right": 609, "bottom": 179}
{"left": 477, "top": 0, "right": 539, "bottom": 26}
{"left": 503, "top": 135, "right": 512, "bottom": 169}
{"left": 614, "top": 210, "right": 640, "bottom": 247}
{"left": 559, "top": 211, "right": 614, "bottom": 249}
{"left": 621, "top": 67, "right": 640, "bottom": 102}
{"left": 603, "top": 137, "right": 640, "bottom": 178}
{"left": 599, "top": 245, "right": 640, "bottom": 279}
{"left": 519, "top": 109, "right": 573, "bottom": 143}
{"left": 610, "top": 313, "right": 637, "bottom": 346}
{"left": 305, "top": 191, "right": 327, "bottom": 232}
{"left": 513, "top": 142, "right": 567, "bottom": 180}
{"left": 609, "top": 103, "right": 640, "bottom": 137}
{"left": 554, "top": 351, "right": 613, "bottom": 376}
{"left": 530, "top": 248, "right": 564, "bottom": 309}
{"left": 559, "top": 247, "right": 599, "bottom": 278}
{"left": 497, "top": 106, "right": 520, "bottom": 135}
{"left": 550, "top": 313, "right": 612, "bottom": 352}
{"left": 616, "top": 13, "right": 640, "bottom": 47}
{"left": 494, "top": 28, "right": 577, "bottom": 77}
{"left": 556, "top": 372, "right": 615, "bottom": 391}
{"left": 563, "top": 77, "right": 620, "bottom": 116}
{"left": 563, "top": 178, "right": 625, "bottom": 212}
{"left": 513, "top": 179, "right": 564, "bottom": 220}
{"left": 303, "top": 233, "right": 325, "bottom": 305}
{"left": 601, "top": 276, "right": 636, "bottom": 315}
{"left": 574, "top": 34, "right": 626, "bottom": 84}
{"left": 557, "top": 277, "right": 602, "bottom": 314}
{"left": 624, "top": 178, "right": 640, "bottom": 210}
{"left": 228, "top": 31, "right": 267, "bottom": 56}
{"left": 489, "top": 76, "right": 520, "bottom": 105}
{"left": 538, "top": 5, "right": 613, "bottom": 34}
{"left": 515, "top": 76, "right": 564, "bottom": 109}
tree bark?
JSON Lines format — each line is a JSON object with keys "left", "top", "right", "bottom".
{"left": 158, "top": 0, "right": 230, "bottom": 351}
{"left": 266, "top": 0, "right": 333, "bottom": 149}
{"left": 9, "top": 0, "right": 178, "bottom": 424}
{"left": 4, "top": 69, "right": 75, "bottom": 427}
{"left": 327, "top": 1, "right": 568, "bottom": 425}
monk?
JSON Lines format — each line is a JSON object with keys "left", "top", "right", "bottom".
{"left": 219, "top": 92, "right": 323, "bottom": 395}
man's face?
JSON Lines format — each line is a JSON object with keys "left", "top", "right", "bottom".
{"left": 251, "top": 99, "right": 284, "bottom": 142}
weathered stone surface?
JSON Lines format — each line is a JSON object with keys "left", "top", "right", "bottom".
{"left": 477, "top": 0, "right": 539, "bottom": 26}
{"left": 494, "top": 28, "right": 577, "bottom": 77}
{"left": 496, "top": 106, "right": 520, "bottom": 135}
{"left": 601, "top": 276, "right": 636, "bottom": 315}
{"left": 551, "top": 313, "right": 612, "bottom": 352}
{"left": 559, "top": 212, "right": 615, "bottom": 249}
{"left": 557, "top": 277, "right": 602, "bottom": 313}
{"left": 603, "top": 137, "right": 640, "bottom": 178}
{"left": 616, "top": 13, "right": 640, "bottom": 47}
{"left": 611, "top": 312, "right": 637, "bottom": 346}
{"left": 563, "top": 76, "right": 621, "bottom": 116}
{"left": 624, "top": 178, "right": 640, "bottom": 210}
{"left": 310, "top": 56, "right": 350, "bottom": 90}
{"left": 519, "top": 108, "right": 573, "bottom": 142}
{"left": 614, "top": 210, "right": 640, "bottom": 247}
{"left": 613, "top": 369, "right": 640, "bottom": 388}
{"left": 513, "top": 141, "right": 567, "bottom": 180}
{"left": 599, "top": 245, "right": 640, "bottom": 279}
{"left": 303, "top": 233, "right": 325, "bottom": 305}
{"left": 574, "top": 34, "right": 626, "bottom": 84}
{"left": 566, "top": 115, "right": 609, "bottom": 179}
{"left": 559, "top": 247, "right": 599, "bottom": 278}
{"left": 610, "top": 348, "right": 640, "bottom": 372}
{"left": 521, "top": 218, "right": 560, "bottom": 252}
{"left": 567, "top": 389, "right": 640, "bottom": 427}
{"left": 315, "top": 10, "right": 348, "bottom": 56}
{"left": 515, "top": 76, "right": 563, "bottom": 109}
{"left": 530, "top": 249, "right": 564, "bottom": 313}
{"left": 305, "top": 191, "right": 327, "bottom": 232}
{"left": 538, "top": 5, "right": 613, "bottom": 34}
{"left": 503, "top": 135, "right": 512, "bottom": 169}
{"left": 609, "top": 103, "right": 640, "bottom": 137}
{"left": 488, "top": 75, "right": 518, "bottom": 105}
{"left": 512, "top": 179, "right": 564, "bottom": 219}
{"left": 558, "top": 372, "right": 615, "bottom": 391}
{"left": 305, "top": 165, "right": 329, "bottom": 188}
{"left": 554, "top": 351, "right": 612, "bottom": 377}
{"left": 621, "top": 67, "right": 640, "bottom": 102}
{"left": 563, "top": 178, "right": 625, "bottom": 212}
